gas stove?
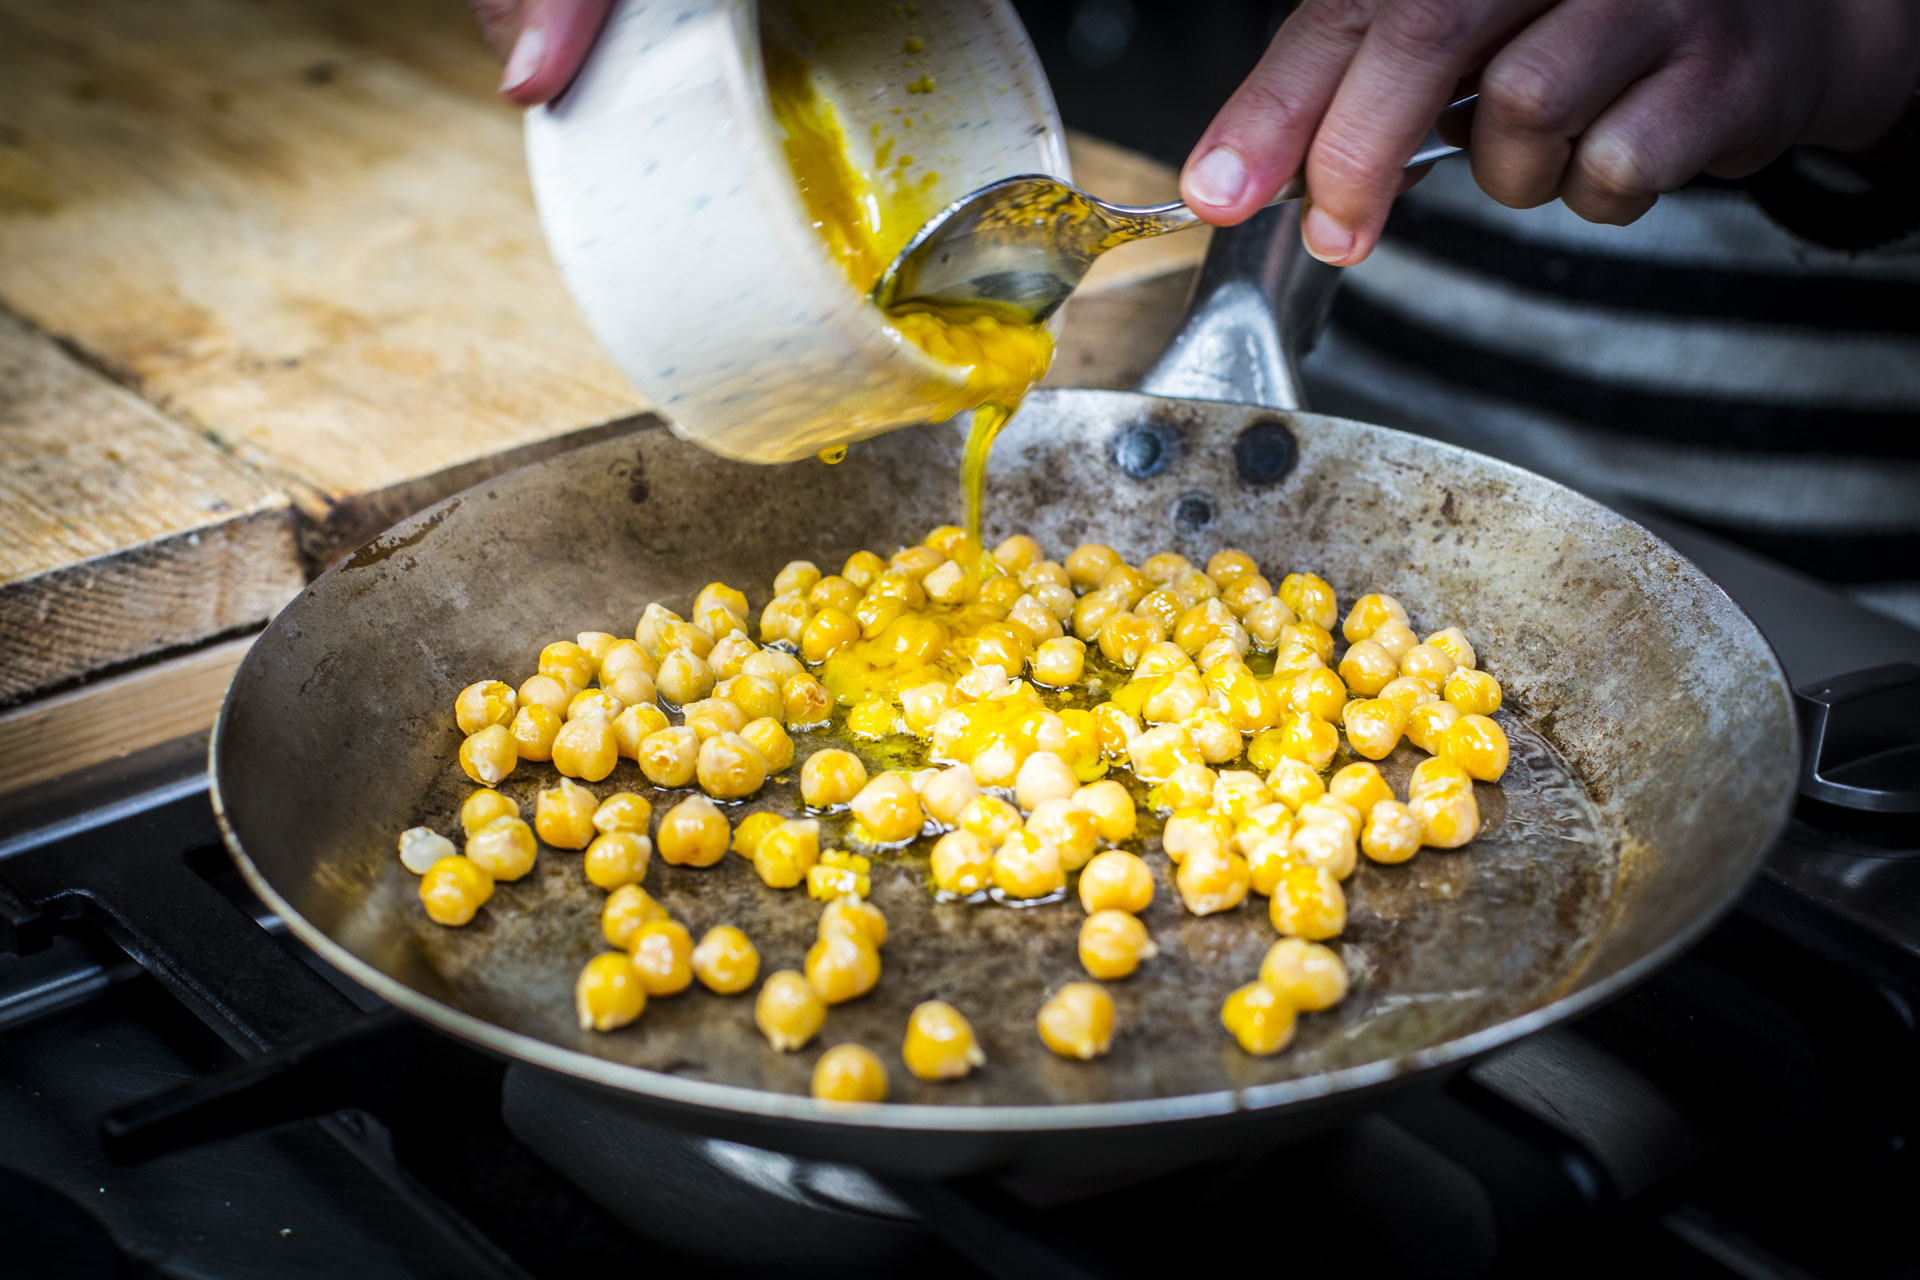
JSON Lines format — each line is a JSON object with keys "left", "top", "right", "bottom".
{"left": 2, "top": 514, "right": 1916, "bottom": 1280}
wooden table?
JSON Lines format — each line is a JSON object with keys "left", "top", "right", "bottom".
{"left": 0, "top": 0, "right": 1209, "bottom": 794}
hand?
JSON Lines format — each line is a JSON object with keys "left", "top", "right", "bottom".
{"left": 1179, "top": 0, "right": 1920, "bottom": 264}
{"left": 470, "top": 0, "right": 614, "bottom": 105}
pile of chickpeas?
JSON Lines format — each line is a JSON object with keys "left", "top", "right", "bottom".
{"left": 401, "top": 525, "right": 1510, "bottom": 1098}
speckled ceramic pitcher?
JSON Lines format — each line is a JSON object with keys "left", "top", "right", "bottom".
{"left": 525, "top": 0, "right": 1067, "bottom": 464}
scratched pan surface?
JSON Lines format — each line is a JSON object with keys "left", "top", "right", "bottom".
{"left": 213, "top": 391, "right": 1797, "bottom": 1178}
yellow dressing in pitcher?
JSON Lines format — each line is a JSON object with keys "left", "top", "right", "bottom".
{"left": 764, "top": 39, "right": 1054, "bottom": 543}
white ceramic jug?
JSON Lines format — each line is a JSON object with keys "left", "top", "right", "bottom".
{"left": 525, "top": 0, "right": 1068, "bottom": 464}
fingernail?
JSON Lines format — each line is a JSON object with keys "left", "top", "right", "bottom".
{"left": 1302, "top": 204, "right": 1355, "bottom": 264}
{"left": 501, "top": 23, "right": 546, "bottom": 93}
{"left": 1184, "top": 146, "right": 1247, "bottom": 208}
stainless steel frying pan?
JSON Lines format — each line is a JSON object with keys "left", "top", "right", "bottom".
{"left": 212, "top": 209, "right": 1798, "bottom": 1180}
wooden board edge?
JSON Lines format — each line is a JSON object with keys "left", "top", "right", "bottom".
{"left": 0, "top": 632, "right": 257, "bottom": 798}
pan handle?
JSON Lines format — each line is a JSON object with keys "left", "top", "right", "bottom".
{"left": 1136, "top": 96, "right": 1475, "bottom": 411}
{"left": 1134, "top": 202, "right": 1338, "bottom": 412}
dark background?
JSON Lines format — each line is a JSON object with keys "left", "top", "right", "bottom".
{"left": 1007, "top": 0, "right": 1284, "bottom": 166}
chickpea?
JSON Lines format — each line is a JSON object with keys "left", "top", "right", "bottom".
{"left": 420, "top": 855, "right": 493, "bottom": 927}
{"left": 1037, "top": 983, "right": 1116, "bottom": 1060}
{"left": 1024, "top": 799, "right": 1099, "bottom": 871}
{"left": 993, "top": 534, "right": 1043, "bottom": 571}
{"left": 901, "top": 681, "right": 957, "bottom": 736}
{"left": 1290, "top": 819, "right": 1357, "bottom": 880}
{"left": 755, "top": 970, "right": 827, "bottom": 1052}
{"left": 1079, "top": 910, "right": 1157, "bottom": 980}
{"left": 812, "top": 1043, "right": 890, "bottom": 1103}
{"left": 732, "top": 811, "right": 782, "bottom": 860}
{"left": 1077, "top": 850, "right": 1154, "bottom": 915}
{"left": 1269, "top": 864, "right": 1347, "bottom": 940}
{"left": 1070, "top": 780, "right": 1137, "bottom": 843}
{"left": 819, "top": 897, "right": 889, "bottom": 950}
{"left": 612, "top": 703, "right": 671, "bottom": 759}
{"left": 634, "top": 603, "right": 682, "bottom": 658}
{"left": 902, "top": 1000, "right": 984, "bottom": 1081}
{"left": 1221, "top": 982, "right": 1297, "bottom": 1056}
{"left": 1338, "top": 639, "right": 1398, "bottom": 697}
{"left": 1065, "top": 543, "right": 1122, "bottom": 591}
{"left": 657, "top": 619, "right": 716, "bottom": 661}
{"left": 583, "top": 832, "right": 653, "bottom": 890}
{"left": 754, "top": 818, "right": 821, "bottom": 889}
{"left": 1127, "top": 724, "right": 1200, "bottom": 782}
{"left": 805, "top": 931, "right": 881, "bottom": 1005}
{"left": 1244, "top": 597, "right": 1298, "bottom": 649}
{"left": 681, "top": 696, "right": 748, "bottom": 741}
{"left": 592, "top": 791, "right": 653, "bottom": 836}
{"left": 1012, "top": 750, "right": 1077, "bottom": 811}
{"left": 801, "top": 608, "right": 860, "bottom": 664}
{"left": 1207, "top": 549, "right": 1259, "bottom": 585}
{"left": 1399, "top": 642, "right": 1457, "bottom": 690}
{"left": 958, "top": 794, "right": 1024, "bottom": 845}
{"left": 601, "top": 884, "right": 669, "bottom": 949}
{"left": 692, "top": 925, "right": 760, "bottom": 995}
{"left": 627, "top": 919, "right": 694, "bottom": 996}
{"left": 992, "top": 831, "right": 1065, "bottom": 900}
{"left": 455, "top": 680, "right": 517, "bottom": 735}
{"left": 539, "top": 640, "right": 596, "bottom": 690}
{"left": 708, "top": 633, "right": 759, "bottom": 681}
{"left": 1177, "top": 847, "right": 1251, "bottom": 916}
{"left": 696, "top": 731, "right": 768, "bottom": 800}
{"left": 1162, "top": 807, "right": 1232, "bottom": 865}
{"left": 637, "top": 725, "right": 700, "bottom": 787}
{"left": 1412, "top": 789, "right": 1480, "bottom": 849}
{"left": 1406, "top": 700, "right": 1464, "bottom": 755}
{"left": 552, "top": 715, "right": 619, "bottom": 782}
{"left": 1444, "top": 667, "right": 1503, "bottom": 717}
{"left": 657, "top": 648, "right": 716, "bottom": 706}
{"left": 783, "top": 673, "right": 834, "bottom": 727}
{"left": 466, "top": 816, "right": 538, "bottom": 881}
{"left": 575, "top": 953, "right": 646, "bottom": 1032}
{"left": 800, "top": 749, "right": 868, "bottom": 809}
{"left": 1377, "top": 675, "right": 1440, "bottom": 716}
{"left": 1264, "top": 758, "right": 1326, "bottom": 811}
{"left": 1445, "top": 713, "right": 1510, "bottom": 783}
{"left": 1426, "top": 626, "right": 1478, "bottom": 670}
{"left": 517, "top": 673, "right": 574, "bottom": 719}
{"left": 740, "top": 717, "right": 794, "bottom": 774}
{"left": 566, "top": 688, "right": 623, "bottom": 723}
{"left": 1328, "top": 762, "right": 1392, "bottom": 818}
{"left": 1277, "top": 572, "right": 1337, "bottom": 631}
{"left": 1370, "top": 618, "right": 1419, "bottom": 663}
{"left": 600, "top": 639, "right": 659, "bottom": 685}
{"left": 1029, "top": 636, "right": 1086, "bottom": 688}
{"left": 968, "top": 738, "right": 1023, "bottom": 790}
{"left": 1158, "top": 761, "right": 1217, "bottom": 812}
{"left": 841, "top": 549, "right": 886, "bottom": 589}
{"left": 849, "top": 772, "right": 925, "bottom": 845}
{"left": 460, "top": 788, "right": 519, "bottom": 836}
{"left": 459, "top": 724, "right": 519, "bottom": 785}
{"left": 1362, "top": 799, "right": 1423, "bottom": 865}
{"left": 920, "top": 765, "right": 981, "bottom": 828}
{"left": 759, "top": 593, "right": 811, "bottom": 648}
{"left": 1340, "top": 693, "right": 1409, "bottom": 761}
{"left": 656, "top": 795, "right": 730, "bottom": 867}
{"left": 930, "top": 830, "right": 994, "bottom": 896}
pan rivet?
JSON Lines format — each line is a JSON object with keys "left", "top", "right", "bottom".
{"left": 1234, "top": 419, "right": 1298, "bottom": 487}
{"left": 1109, "top": 421, "right": 1177, "bottom": 479}
{"left": 1172, "top": 492, "right": 1215, "bottom": 533}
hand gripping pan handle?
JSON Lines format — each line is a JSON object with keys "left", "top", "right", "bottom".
{"left": 1137, "top": 96, "right": 1475, "bottom": 411}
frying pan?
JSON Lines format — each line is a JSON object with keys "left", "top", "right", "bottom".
{"left": 212, "top": 209, "right": 1799, "bottom": 1180}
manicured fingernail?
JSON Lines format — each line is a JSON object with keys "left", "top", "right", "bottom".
{"left": 1184, "top": 146, "right": 1247, "bottom": 208}
{"left": 1302, "top": 204, "right": 1355, "bottom": 264}
{"left": 501, "top": 23, "right": 546, "bottom": 93}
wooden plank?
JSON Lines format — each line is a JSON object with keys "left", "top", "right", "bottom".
{"left": 0, "top": 310, "right": 303, "bottom": 704}
{"left": 0, "top": 633, "right": 253, "bottom": 796}
{"left": 0, "top": 0, "right": 646, "bottom": 565}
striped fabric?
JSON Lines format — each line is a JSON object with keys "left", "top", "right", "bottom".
{"left": 1300, "top": 161, "right": 1920, "bottom": 627}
